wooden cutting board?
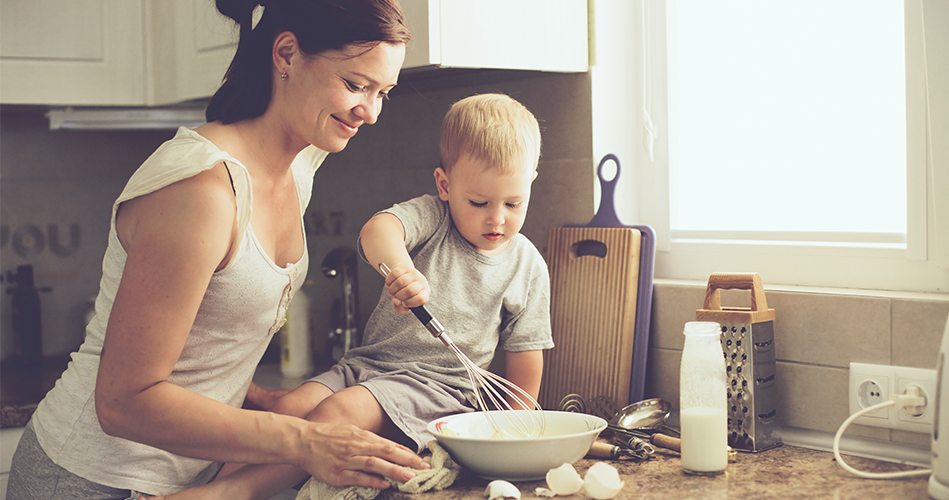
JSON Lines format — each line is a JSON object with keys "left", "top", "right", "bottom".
{"left": 538, "top": 154, "right": 653, "bottom": 410}
{"left": 539, "top": 226, "right": 642, "bottom": 409}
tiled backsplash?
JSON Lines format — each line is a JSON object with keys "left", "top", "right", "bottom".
{"left": 645, "top": 279, "right": 949, "bottom": 447}
{"left": 0, "top": 109, "right": 173, "bottom": 359}
{"left": 0, "top": 70, "right": 597, "bottom": 363}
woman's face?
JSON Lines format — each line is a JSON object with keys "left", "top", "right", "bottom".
{"left": 284, "top": 42, "right": 405, "bottom": 153}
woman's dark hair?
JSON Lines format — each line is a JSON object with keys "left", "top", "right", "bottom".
{"left": 206, "top": 0, "right": 411, "bottom": 124}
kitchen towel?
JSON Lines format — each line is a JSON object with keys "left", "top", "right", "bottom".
{"left": 295, "top": 440, "right": 458, "bottom": 500}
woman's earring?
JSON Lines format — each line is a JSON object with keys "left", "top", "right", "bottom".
{"left": 280, "top": 71, "right": 288, "bottom": 81}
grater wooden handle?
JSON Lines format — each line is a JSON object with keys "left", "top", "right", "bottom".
{"left": 703, "top": 273, "right": 769, "bottom": 312}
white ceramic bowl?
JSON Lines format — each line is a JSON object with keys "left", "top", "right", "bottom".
{"left": 427, "top": 410, "right": 607, "bottom": 481}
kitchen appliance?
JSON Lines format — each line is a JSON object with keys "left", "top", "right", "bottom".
{"left": 8, "top": 264, "right": 42, "bottom": 370}
{"left": 322, "top": 247, "right": 360, "bottom": 362}
{"left": 379, "top": 264, "right": 544, "bottom": 439}
{"left": 929, "top": 312, "right": 949, "bottom": 499}
{"left": 695, "top": 273, "right": 781, "bottom": 452}
{"left": 538, "top": 154, "right": 655, "bottom": 409}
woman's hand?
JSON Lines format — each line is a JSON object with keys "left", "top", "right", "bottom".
{"left": 298, "top": 422, "right": 428, "bottom": 488}
{"left": 142, "top": 422, "right": 428, "bottom": 499}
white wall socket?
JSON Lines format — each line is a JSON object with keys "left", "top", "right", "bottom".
{"left": 849, "top": 362, "right": 937, "bottom": 434}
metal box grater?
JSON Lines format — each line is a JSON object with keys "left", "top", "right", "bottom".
{"left": 696, "top": 273, "right": 782, "bottom": 452}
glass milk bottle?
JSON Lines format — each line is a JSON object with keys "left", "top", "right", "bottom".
{"left": 679, "top": 321, "right": 728, "bottom": 475}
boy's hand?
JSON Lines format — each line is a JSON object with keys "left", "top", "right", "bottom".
{"left": 383, "top": 264, "right": 430, "bottom": 313}
{"left": 242, "top": 381, "right": 291, "bottom": 411}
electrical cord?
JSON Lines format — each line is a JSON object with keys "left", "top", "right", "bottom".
{"left": 833, "top": 391, "right": 932, "bottom": 479}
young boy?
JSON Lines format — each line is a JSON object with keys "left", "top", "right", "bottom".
{"left": 176, "top": 93, "right": 552, "bottom": 499}
{"left": 300, "top": 92, "right": 554, "bottom": 445}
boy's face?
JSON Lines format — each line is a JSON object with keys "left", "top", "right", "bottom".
{"left": 435, "top": 155, "right": 537, "bottom": 256}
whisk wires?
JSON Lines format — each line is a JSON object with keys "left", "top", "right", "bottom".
{"left": 378, "top": 263, "right": 545, "bottom": 438}
{"left": 440, "top": 331, "right": 545, "bottom": 438}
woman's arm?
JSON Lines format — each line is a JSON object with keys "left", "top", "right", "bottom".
{"left": 503, "top": 350, "right": 545, "bottom": 410}
{"left": 95, "top": 166, "right": 425, "bottom": 487}
{"left": 97, "top": 165, "right": 241, "bottom": 456}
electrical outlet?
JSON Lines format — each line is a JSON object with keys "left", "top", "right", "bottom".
{"left": 849, "top": 362, "right": 937, "bottom": 434}
{"left": 895, "top": 365, "right": 937, "bottom": 432}
{"left": 849, "top": 362, "right": 891, "bottom": 421}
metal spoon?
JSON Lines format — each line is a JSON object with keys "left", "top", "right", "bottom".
{"left": 561, "top": 395, "right": 681, "bottom": 452}
{"left": 609, "top": 398, "right": 681, "bottom": 452}
{"left": 614, "top": 398, "right": 673, "bottom": 433}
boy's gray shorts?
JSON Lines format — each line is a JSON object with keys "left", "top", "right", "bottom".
{"left": 309, "top": 364, "right": 474, "bottom": 452}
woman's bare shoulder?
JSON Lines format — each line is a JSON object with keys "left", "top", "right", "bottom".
{"left": 116, "top": 163, "right": 237, "bottom": 256}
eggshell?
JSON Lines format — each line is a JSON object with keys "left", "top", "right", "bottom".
{"left": 546, "top": 463, "right": 584, "bottom": 495}
{"left": 485, "top": 480, "right": 521, "bottom": 500}
{"left": 583, "top": 462, "right": 625, "bottom": 499}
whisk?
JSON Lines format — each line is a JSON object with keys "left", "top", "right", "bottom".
{"left": 379, "top": 263, "right": 545, "bottom": 438}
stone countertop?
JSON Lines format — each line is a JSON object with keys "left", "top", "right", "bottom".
{"left": 252, "top": 364, "right": 930, "bottom": 499}
{"left": 2, "top": 362, "right": 933, "bottom": 497}
{"left": 380, "top": 445, "right": 929, "bottom": 500}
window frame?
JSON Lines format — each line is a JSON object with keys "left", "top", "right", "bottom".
{"left": 617, "top": 0, "right": 947, "bottom": 293}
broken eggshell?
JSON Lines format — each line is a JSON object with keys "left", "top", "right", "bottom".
{"left": 534, "top": 488, "right": 557, "bottom": 498}
{"left": 545, "top": 463, "right": 585, "bottom": 495}
{"left": 582, "top": 462, "right": 625, "bottom": 500}
{"left": 485, "top": 480, "right": 521, "bottom": 500}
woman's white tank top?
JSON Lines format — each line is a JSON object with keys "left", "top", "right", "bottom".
{"left": 31, "top": 127, "right": 327, "bottom": 494}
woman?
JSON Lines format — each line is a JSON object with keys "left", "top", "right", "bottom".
{"left": 7, "top": 0, "right": 428, "bottom": 498}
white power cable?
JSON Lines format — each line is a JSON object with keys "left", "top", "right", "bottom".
{"left": 833, "top": 390, "right": 932, "bottom": 479}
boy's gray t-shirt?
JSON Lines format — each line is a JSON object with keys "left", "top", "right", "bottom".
{"left": 344, "top": 194, "right": 554, "bottom": 396}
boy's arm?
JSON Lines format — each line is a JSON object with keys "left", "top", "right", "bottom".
{"left": 503, "top": 350, "right": 545, "bottom": 410}
{"left": 360, "top": 213, "right": 410, "bottom": 272}
{"left": 360, "top": 212, "right": 430, "bottom": 312}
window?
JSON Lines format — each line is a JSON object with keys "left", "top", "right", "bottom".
{"left": 601, "top": 0, "right": 948, "bottom": 292}
{"left": 670, "top": 1, "right": 906, "bottom": 242}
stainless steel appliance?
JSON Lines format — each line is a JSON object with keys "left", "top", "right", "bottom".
{"left": 929, "top": 312, "right": 949, "bottom": 499}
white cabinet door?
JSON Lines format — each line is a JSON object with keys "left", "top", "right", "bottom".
{"left": 1, "top": 0, "right": 586, "bottom": 106}
{"left": 0, "top": 0, "right": 236, "bottom": 106}
{"left": 401, "top": 0, "right": 588, "bottom": 72}
{"left": 145, "top": 0, "right": 237, "bottom": 106}
{"left": 0, "top": 0, "right": 146, "bottom": 105}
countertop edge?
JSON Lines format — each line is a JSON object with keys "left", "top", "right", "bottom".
{"left": 781, "top": 425, "right": 930, "bottom": 468}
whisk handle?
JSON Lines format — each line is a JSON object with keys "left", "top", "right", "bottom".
{"left": 411, "top": 306, "right": 446, "bottom": 339}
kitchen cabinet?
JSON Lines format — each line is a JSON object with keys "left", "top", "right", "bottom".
{"left": 401, "top": 0, "right": 588, "bottom": 72}
{"left": 0, "top": 0, "right": 588, "bottom": 107}
{"left": 0, "top": 0, "right": 236, "bottom": 106}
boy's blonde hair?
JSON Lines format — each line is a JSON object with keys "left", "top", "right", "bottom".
{"left": 439, "top": 93, "right": 541, "bottom": 175}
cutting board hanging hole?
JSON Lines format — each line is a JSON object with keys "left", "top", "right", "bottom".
{"left": 571, "top": 240, "right": 608, "bottom": 258}
{"left": 600, "top": 157, "right": 618, "bottom": 182}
